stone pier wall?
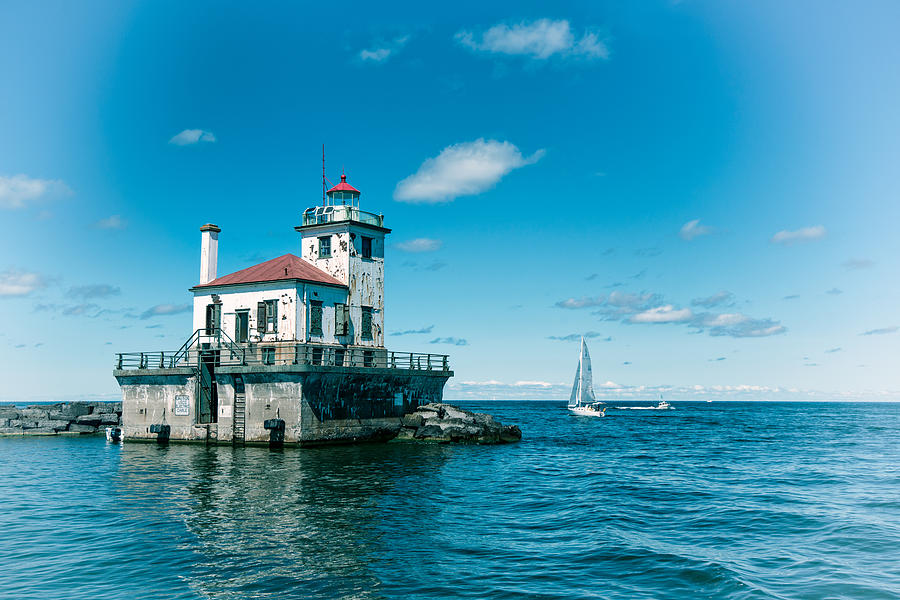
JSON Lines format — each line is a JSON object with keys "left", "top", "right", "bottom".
{"left": 0, "top": 402, "right": 123, "bottom": 436}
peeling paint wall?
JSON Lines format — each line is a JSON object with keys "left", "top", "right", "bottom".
{"left": 300, "top": 224, "right": 386, "bottom": 347}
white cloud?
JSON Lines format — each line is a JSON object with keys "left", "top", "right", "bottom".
{"left": 679, "top": 219, "right": 712, "bottom": 241}
{"left": 169, "top": 129, "right": 216, "bottom": 146}
{"left": 429, "top": 337, "right": 468, "bottom": 346}
{"left": 691, "top": 290, "right": 734, "bottom": 308}
{"left": 861, "top": 326, "right": 897, "bottom": 336}
{"left": 630, "top": 305, "right": 694, "bottom": 324}
{"left": 396, "top": 238, "right": 443, "bottom": 252}
{"left": 0, "top": 174, "right": 68, "bottom": 209}
{"left": 771, "top": 225, "right": 826, "bottom": 244}
{"left": 555, "top": 296, "right": 606, "bottom": 309}
{"left": 0, "top": 269, "right": 47, "bottom": 297}
{"left": 93, "top": 215, "right": 127, "bottom": 230}
{"left": 140, "top": 303, "right": 191, "bottom": 319}
{"left": 69, "top": 284, "right": 120, "bottom": 299}
{"left": 456, "top": 19, "right": 608, "bottom": 60}
{"left": 359, "top": 35, "right": 410, "bottom": 63}
{"left": 394, "top": 139, "right": 543, "bottom": 203}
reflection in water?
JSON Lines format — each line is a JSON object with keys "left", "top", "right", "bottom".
{"left": 114, "top": 442, "right": 451, "bottom": 599}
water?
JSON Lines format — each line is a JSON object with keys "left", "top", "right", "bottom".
{"left": 1, "top": 401, "right": 899, "bottom": 599}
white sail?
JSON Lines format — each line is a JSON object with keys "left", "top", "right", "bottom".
{"left": 568, "top": 337, "right": 598, "bottom": 408}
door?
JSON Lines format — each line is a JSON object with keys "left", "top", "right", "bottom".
{"left": 235, "top": 310, "right": 249, "bottom": 343}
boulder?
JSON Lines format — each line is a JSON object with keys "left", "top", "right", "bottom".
{"left": 68, "top": 424, "right": 97, "bottom": 434}
{"left": 99, "top": 414, "right": 120, "bottom": 425}
{"left": 94, "top": 402, "right": 120, "bottom": 414}
{"left": 400, "top": 413, "right": 425, "bottom": 428}
{"left": 414, "top": 424, "right": 451, "bottom": 442}
{"left": 24, "top": 427, "right": 57, "bottom": 435}
{"left": 0, "top": 419, "right": 7, "bottom": 428}
{"left": 75, "top": 414, "right": 104, "bottom": 426}
{"left": 501, "top": 425, "right": 523, "bottom": 443}
{"left": 9, "top": 419, "right": 36, "bottom": 429}
{"left": 38, "top": 420, "right": 71, "bottom": 431}
{"left": 395, "top": 403, "right": 522, "bottom": 444}
{"left": 19, "top": 408, "right": 49, "bottom": 419}
{"left": 0, "top": 406, "right": 20, "bottom": 419}
{"left": 0, "top": 427, "right": 23, "bottom": 435}
{"left": 49, "top": 403, "right": 91, "bottom": 419}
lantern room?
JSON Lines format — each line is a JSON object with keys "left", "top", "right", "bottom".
{"left": 326, "top": 173, "right": 360, "bottom": 207}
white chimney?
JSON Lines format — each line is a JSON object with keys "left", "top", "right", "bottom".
{"left": 199, "top": 224, "right": 220, "bottom": 284}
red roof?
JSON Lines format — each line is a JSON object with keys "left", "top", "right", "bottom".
{"left": 327, "top": 173, "right": 360, "bottom": 194}
{"left": 193, "top": 254, "right": 346, "bottom": 289}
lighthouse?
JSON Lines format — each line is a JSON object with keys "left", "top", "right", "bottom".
{"left": 296, "top": 173, "right": 389, "bottom": 348}
{"left": 113, "top": 167, "right": 452, "bottom": 446}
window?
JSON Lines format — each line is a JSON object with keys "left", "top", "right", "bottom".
{"left": 361, "top": 306, "right": 373, "bottom": 340}
{"left": 256, "top": 300, "right": 278, "bottom": 334}
{"left": 235, "top": 311, "right": 249, "bottom": 343}
{"left": 205, "top": 303, "right": 221, "bottom": 335}
{"left": 318, "top": 236, "right": 331, "bottom": 258}
{"left": 361, "top": 236, "right": 372, "bottom": 259}
{"left": 334, "top": 303, "right": 348, "bottom": 335}
{"left": 261, "top": 347, "right": 275, "bottom": 365}
{"left": 334, "top": 348, "right": 345, "bottom": 367}
{"left": 310, "top": 301, "right": 323, "bottom": 336}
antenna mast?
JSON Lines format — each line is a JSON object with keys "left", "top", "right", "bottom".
{"left": 322, "top": 143, "right": 326, "bottom": 206}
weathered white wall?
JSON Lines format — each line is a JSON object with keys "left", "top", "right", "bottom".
{"left": 192, "top": 281, "right": 354, "bottom": 345}
{"left": 301, "top": 224, "right": 386, "bottom": 347}
{"left": 192, "top": 283, "right": 299, "bottom": 343}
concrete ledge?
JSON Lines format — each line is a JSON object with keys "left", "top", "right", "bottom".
{"left": 114, "top": 368, "right": 197, "bottom": 377}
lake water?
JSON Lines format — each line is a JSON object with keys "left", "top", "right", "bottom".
{"left": 1, "top": 401, "right": 899, "bottom": 599}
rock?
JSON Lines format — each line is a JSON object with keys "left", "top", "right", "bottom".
{"left": 0, "top": 407, "right": 20, "bottom": 419}
{"left": 75, "top": 414, "right": 104, "bottom": 426}
{"left": 400, "top": 413, "right": 424, "bottom": 428}
{"left": 49, "top": 403, "right": 91, "bottom": 419}
{"left": 94, "top": 402, "right": 120, "bottom": 414}
{"left": 0, "top": 427, "right": 23, "bottom": 435}
{"left": 501, "top": 425, "right": 522, "bottom": 443}
{"left": 25, "top": 427, "right": 57, "bottom": 435}
{"left": 0, "top": 419, "right": 7, "bottom": 428}
{"left": 393, "top": 428, "right": 416, "bottom": 441}
{"left": 398, "top": 402, "right": 521, "bottom": 444}
{"left": 9, "top": 419, "right": 36, "bottom": 428}
{"left": 38, "top": 420, "right": 70, "bottom": 431}
{"left": 19, "top": 408, "right": 48, "bottom": 419}
{"left": 68, "top": 424, "right": 97, "bottom": 434}
{"left": 99, "top": 414, "right": 119, "bottom": 425}
{"left": 415, "top": 424, "right": 451, "bottom": 442}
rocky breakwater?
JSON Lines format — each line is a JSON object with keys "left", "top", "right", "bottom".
{"left": 394, "top": 403, "right": 522, "bottom": 444}
{"left": 0, "top": 402, "right": 122, "bottom": 436}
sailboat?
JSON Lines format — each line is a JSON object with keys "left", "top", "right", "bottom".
{"left": 568, "top": 337, "right": 605, "bottom": 416}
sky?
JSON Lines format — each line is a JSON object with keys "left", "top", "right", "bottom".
{"left": 1, "top": 0, "right": 899, "bottom": 402}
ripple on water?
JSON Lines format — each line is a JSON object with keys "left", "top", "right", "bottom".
{"left": 0, "top": 402, "right": 899, "bottom": 599}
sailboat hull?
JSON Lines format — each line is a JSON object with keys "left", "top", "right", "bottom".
{"left": 569, "top": 405, "right": 605, "bottom": 417}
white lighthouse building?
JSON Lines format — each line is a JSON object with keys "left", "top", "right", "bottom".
{"left": 190, "top": 174, "right": 388, "bottom": 360}
{"left": 114, "top": 171, "right": 452, "bottom": 446}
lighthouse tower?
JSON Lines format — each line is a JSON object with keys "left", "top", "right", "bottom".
{"left": 295, "top": 173, "right": 390, "bottom": 347}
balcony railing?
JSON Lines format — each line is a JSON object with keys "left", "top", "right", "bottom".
{"left": 115, "top": 334, "right": 450, "bottom": 373}
{"left": 301, "top": 205, "right": 384, "bottom": 228}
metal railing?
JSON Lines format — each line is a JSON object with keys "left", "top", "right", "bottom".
{"left": 301, "top": 206, "right": 384, "bottom": 228}
{"left": 115, "top": 330, "right": 450, "bottom": 373}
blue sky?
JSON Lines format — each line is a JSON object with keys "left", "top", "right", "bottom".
{"left": 1, "top": 0, "right": 899, "bottom": 401}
